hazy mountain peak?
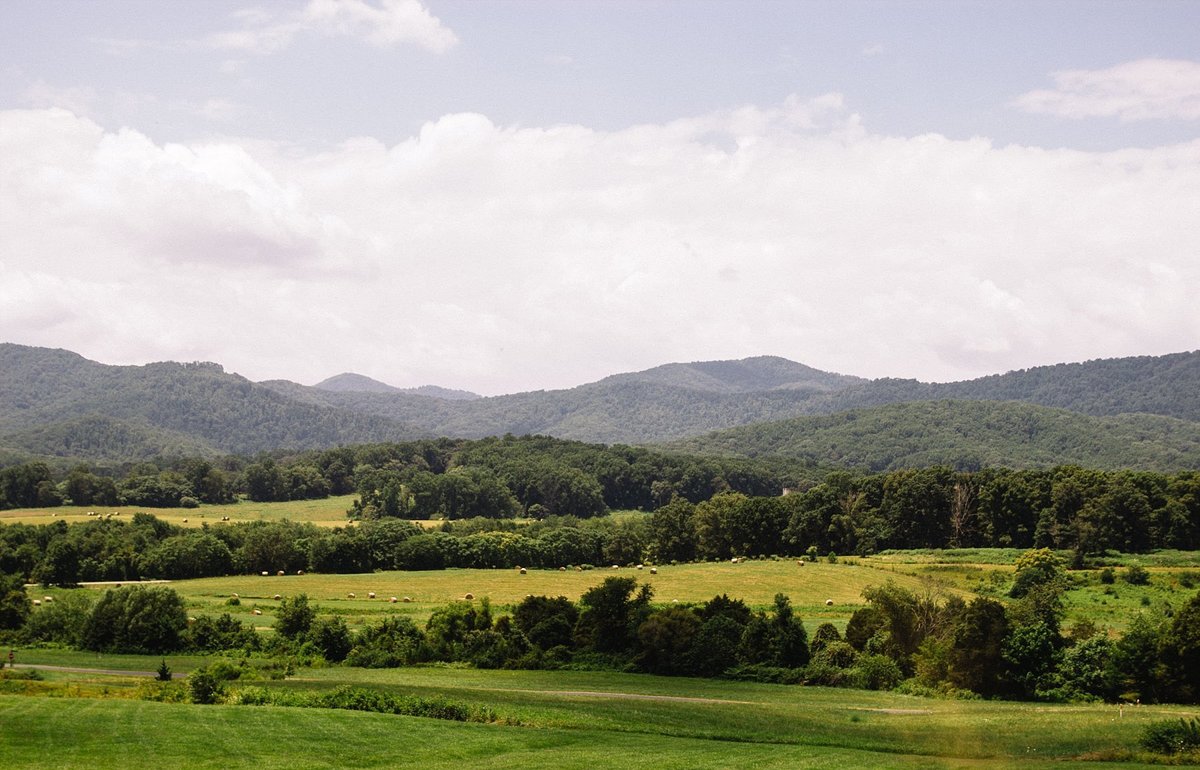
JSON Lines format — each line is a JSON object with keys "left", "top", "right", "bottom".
{"left": 600, "top": 355, "right": 864, "bottom": 394}
{"left": 313, "top": 372, "right": 481, "bottom": 401}
{"left": 314, "top": 372, "right": 403, "bottom": 394}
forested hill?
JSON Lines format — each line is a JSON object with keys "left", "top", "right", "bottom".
{"left": 0, "top": 344, "right": 420, "bottom": 458}
{"left": 2, "top": 343, "right": 1199, "bottom": 463}
{"left": 313, "top": 372, "right": 481, "bottom": 401}
{"left": 594, "top": 355, "right": 865, "bottom": 393}
{"left": 815, "top": 350, "right": 1200, "bottom": 423}
{"left": 668, "top": 400, "right": 1200, "bottom": 472}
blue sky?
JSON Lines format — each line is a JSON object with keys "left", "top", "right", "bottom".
{"left": 1, "top": 1, "right": 1198, "bottom": 394}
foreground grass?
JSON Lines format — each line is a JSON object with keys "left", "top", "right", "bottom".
{"left": 0, "top": 695, "right": 1003, "bottom": 770}
{"left": 3, "top": 664, "right": 1194, "bottom": 769}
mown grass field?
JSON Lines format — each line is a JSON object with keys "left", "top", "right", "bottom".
{"left": 0, "top": 495, "right": 363, "bottom": 528}
{"left": 159, "top": 560, "right": 947, "bottom": 632}
{"left": 3, "top": 665, "right": 1197, "bottom": 769}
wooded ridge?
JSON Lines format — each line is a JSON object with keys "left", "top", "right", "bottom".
{"left": 2, "top": 343, "right": 1197, "bottom": 467}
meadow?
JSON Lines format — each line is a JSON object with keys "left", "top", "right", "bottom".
{"left": 0, "top": 494, "right": 362, "bottom": 528}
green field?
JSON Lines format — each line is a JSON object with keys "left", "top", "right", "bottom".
{"left": 3, "top": 665, "right": 1196, "bottom": 769}
{"left": 0, "top": 495, "right": 362, "bottom": 528}
{"left": 9, "top": 546, "right": 1200, "bottom": 768}
{"left": 136, "top": 560, "right": 951, "bottom": 632}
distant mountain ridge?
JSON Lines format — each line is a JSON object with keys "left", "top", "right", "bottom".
{"left": 313, "top": 372, "right": 481, "bottom": 401}
{"left": 1, "top": 342, "right": 1198, "bottom": 465}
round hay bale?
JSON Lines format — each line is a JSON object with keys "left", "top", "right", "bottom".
{"left": 519, "top": 567, "right": 527, "bottom": 575}
{"left": 182, "top": 518, "right": 188, "bottom": 523}
{"left": 649, "top": 567, "right": 657, "bottom": 574}
{"left": 368, "top": 592, "right": 376, "bottom": 599}
{"left": 297, "top": 569, "right": 304, "bottom": 575}
{"left": 32, "top": 599, "right": 41, "bottom": 606}
{"left": 231, "top": 593, "right": 239, "bottom": 599}
{"left": 559, "top": 566, "right": 567, "bottom": 571}
{"left": 389, "top": 596, "right": 397, "bottom": 603}
{"left": 347, "top": 592, "right": 356, "bottom": 599}
{"left": 612, "top": 564, "right": 619, "bottom": 569}
{"left": 273, "top": 594, "right": 282, "bottom": 601}
{"left": 825, "top": 599, "right": 834, "bottom": 606}
{"left": 731, "top": 557, "right": 739, "bottom": 564}
{"left": 797, "top": 560, "right": 804, "bottom": 566}
{"left": 253, "top": 609, "right": 262, "bottom": 616}
{"left": 261, "top": 571, "right": 269, "bottom": 576}
{"left": 43, "top": 596, "right": 52, "bottom": 602}
{"left": 464, "top": 592, "right": 474, "bottom": 600}
{"left": 277, "top": 570, "right": 285, "bottom": 576}
{"left": 636, "top": 564, "right": 643, "bottom": 570}
{"left": 403, "top": 596, "right": 412, "bottom": 603}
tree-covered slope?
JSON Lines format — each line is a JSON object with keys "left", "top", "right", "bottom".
{"left": 4, "top": 343, "right": 1199, "bottom": 461}
{"left": 816, "top": 351, "right": 1200, "bottom": 422}
{"left": 595, "top": 354, "right": 864, "bottom": 393}
{"left": 667, "top": 399, "right": 1200, "bottom": 472}
{"left": 0, "top": 344, "right": 420, "bottom": 458}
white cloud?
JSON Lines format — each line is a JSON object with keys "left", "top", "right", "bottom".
{"left": 207, "top": 0, "right": 458, "bottom": 55}
{"left": 2, "top": 98, "right": 1198, "bottom": 394}
{"left": 1014, "top": 58, "right": 1200, "bottom": 121}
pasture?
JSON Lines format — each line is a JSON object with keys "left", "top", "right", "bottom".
{"left": 0, "top": 495, "right": 362, "bottom": 528}
{"left": 146, "top": 560, "right": 946, "bottom": 631}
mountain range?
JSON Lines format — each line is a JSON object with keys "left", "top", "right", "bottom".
{"left": 2, "top": 342, "right": 1198, "bottom": 470}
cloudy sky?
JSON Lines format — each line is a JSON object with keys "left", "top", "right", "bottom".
{"left": 1, "top": 1, "right": 1198, "bottom": 395}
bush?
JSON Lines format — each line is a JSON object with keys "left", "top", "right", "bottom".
{"left": 1140, "top": 718, "right": 1200, "bottom": 755}
{"left": 1122, "top": 565, "right": 1150, "bottom": 586}
{"left": 1098, "top": 567, "right": 1115, "bottom": 585}
{"left": 849, "top": 653, "right": 904, "bottom": 691}
{"left": 186, "top": 666, "right": 225, "bottom": 705}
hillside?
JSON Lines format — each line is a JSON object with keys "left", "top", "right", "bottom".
{"left": 668, "top": 399, "right": 1200, "bottom": 472}
{"left": 0, "top": 344, "right": 419, "bottom": 459}
{"left": 2, "top": 343, "right": 1199, "bottom": 463}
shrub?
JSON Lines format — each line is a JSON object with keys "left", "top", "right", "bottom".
{"left": 1122, "top": 565, "right": 1150, "bottom": 586}
{"left": 186, "top": 666, "right": 225, "bottom": 705}
{"left": 849, "top": 653, "right": 904, "bottom": 690}
{"left": 1098, "top": 567, "right": 1115, "bottom": 585}
{"left": 1140, "top": 718, "right": 1200, "bottom": 755}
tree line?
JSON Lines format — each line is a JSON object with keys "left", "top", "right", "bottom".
{"left": 0, "top": 435, "right": 789, "bottom": 515}
{"left": 2, "top": 466, "right": 1199, "bottom": 586}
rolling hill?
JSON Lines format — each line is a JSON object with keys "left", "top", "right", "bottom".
{"left": 2, "top": 343, "right": 1198, "bottom": 466}
{"left": 667, "top": 399, "right": 1200, "bottom": 472}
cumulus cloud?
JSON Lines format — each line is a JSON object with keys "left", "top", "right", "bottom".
{"left": 207, "top": 0, "right": 458, "bottom": 55}
{"left": 1014, "top": 58, "right": 1200, "bottom": 121}
{"left": 2, "top": 97, "right": 1198, "bottom": 394}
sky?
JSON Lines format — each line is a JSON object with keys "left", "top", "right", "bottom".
{"left": 1, "top": 1, "right": 1198, "bottom": 396}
